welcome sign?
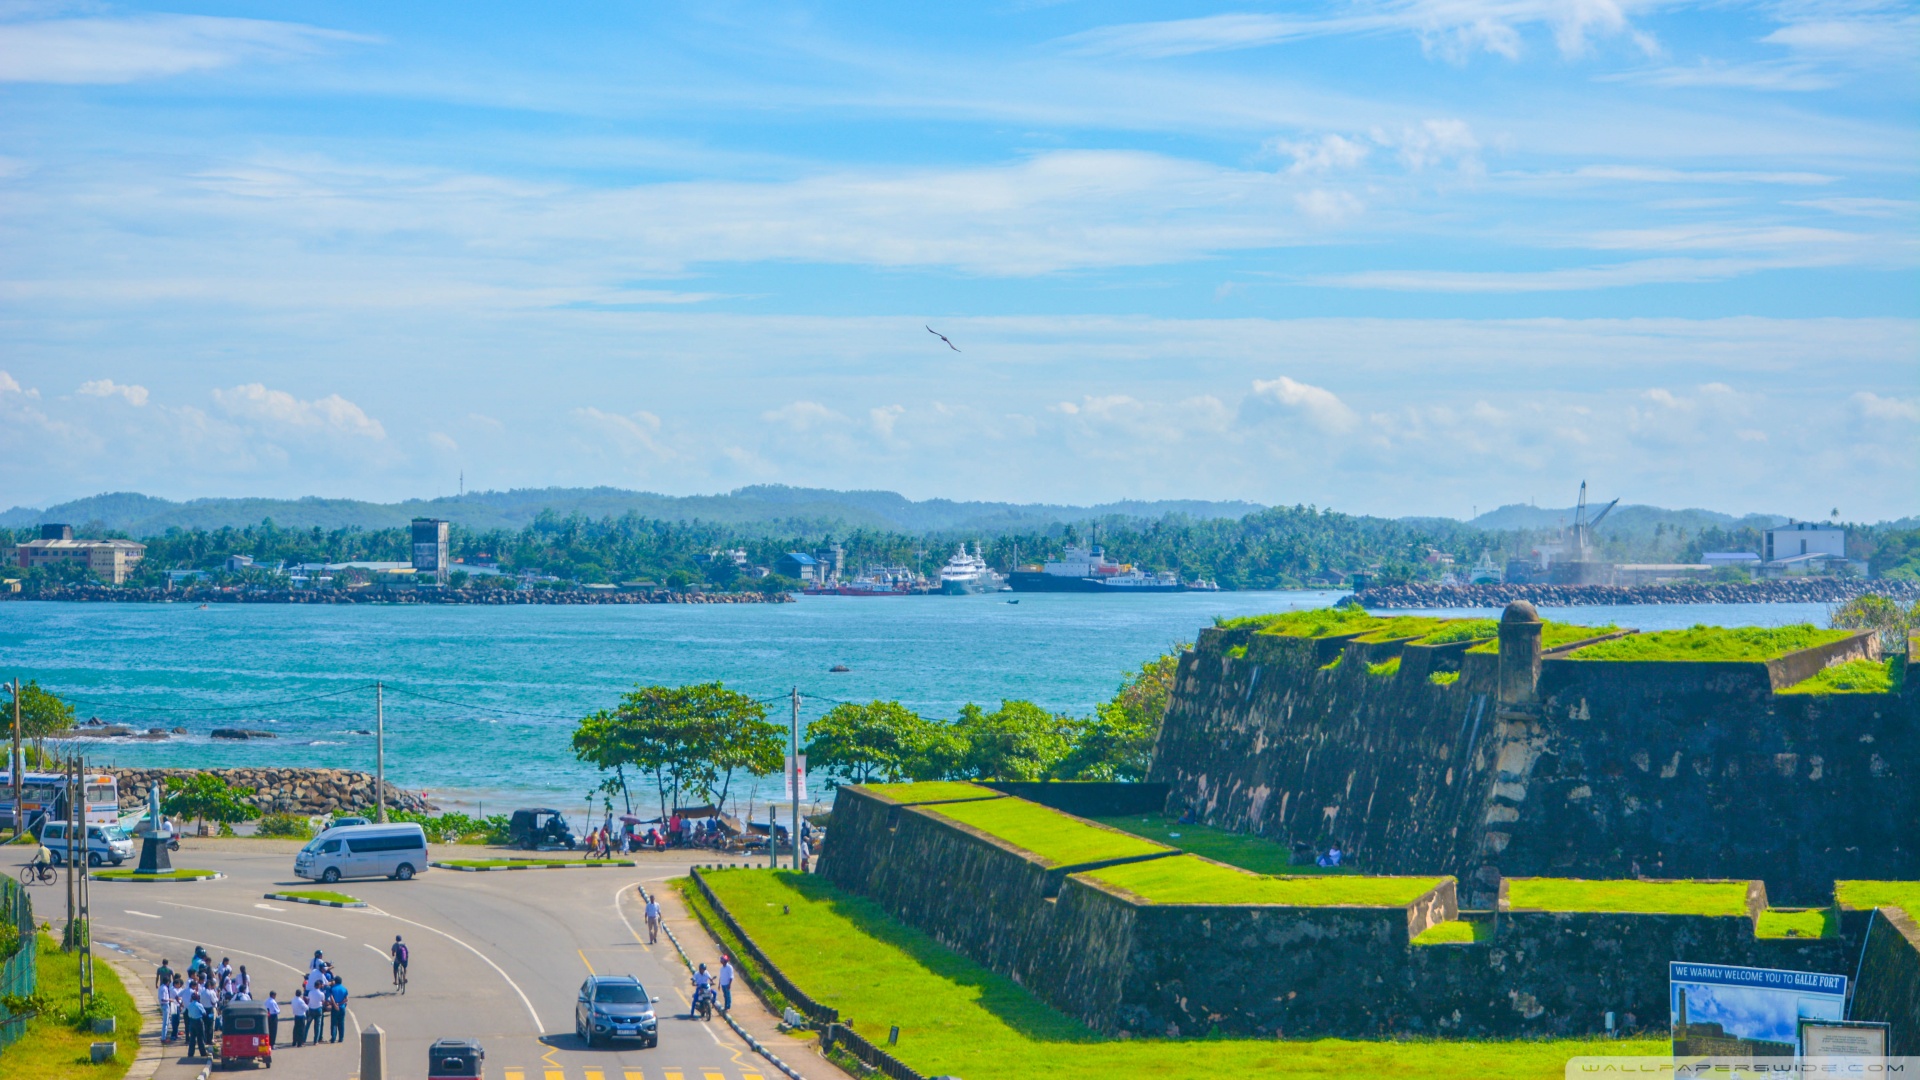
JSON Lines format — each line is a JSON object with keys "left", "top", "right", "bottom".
{"left": 1670, "top": 963, "right": 1848, "bottom": 1058}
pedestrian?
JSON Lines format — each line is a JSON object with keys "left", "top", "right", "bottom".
{"left": 199, "top": 978, "right": 218, "bottom": 1042}
{"left": 236, "top": 964, "right": 251, "bottom": 1000}
{"left": 264, "top": 991, "right": 280, "bottom": 1046}
{"left": 644, "top": 893, "right": 661, "bottom": 944}
{"left": 718, "top": 955, "right": 734, "bottom": 1011}
{"left": 170, "top": 975, "right": 187, "bottom": 1041}
{"left": 329, "top": 978, "right": 348, "bottom": 1042}
{"left": 184, "top": 979, "right": 208, "bottom": 1057}
{"left": 289, "top": 990, "right": 307, "bottom": 1047}
{"left": 155, "top": 957, "right": 173, "bottom": 995}
{"left": 304, "top": 981, "right": 325, "bottom": 1044}
{"left": 157, "top": 975, "right": 176, "bottom": 1045}
{"left": 309, "top": 949, "right": 325, "bottom": 974}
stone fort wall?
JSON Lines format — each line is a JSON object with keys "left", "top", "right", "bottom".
{"left": 1148, "top": 612, "right": 1917, "bottom": 906}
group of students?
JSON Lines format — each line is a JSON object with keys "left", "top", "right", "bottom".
{"left": 152, "top": 944, "right": 354, "bottom": 1059}
{"left": 288, "top": 950, "right": 354, "bottom": 1047}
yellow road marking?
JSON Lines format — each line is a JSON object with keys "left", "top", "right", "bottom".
{"left": 585, "top": 1070, "right": 607, "bottom": 1080}
{"left": 546, "top": 1071, "right": 564, "bottom": 1080}
{"left": 703, "top": 1071, "right": 725, "bottom": 1080}
{"left": 665, "top": 1071, "right": 685, "bottom": 1080}
{"left": 503, "top": 1072, "right": 525, "bottom": 1080}
{"left": 624, "top": 1072, "right": 646, "bottom": 1080}
{"left": 743, "top": 1073, "right": 765, "bottom": 1080}
{"left": 578, "top": 948, "right": 596, "bottom": 974}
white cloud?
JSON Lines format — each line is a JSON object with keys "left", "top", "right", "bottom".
{"left": 761, "top": 401, "right": 846, "bottom": 432}
{"left": 1274, "top": 134, "right": 1371, "bottom": 174}
{"left": 211, "top": 384, "right": 385, "bottom": 439}
{"left": 427, "top": 432, "right": 459, "bottom": 452}
{"left": 0, "top": 14, "right": 372, "bottom": 84}
{"left": 1295, "top": 189, "right": 1365, "bottom": 224}
{"left": 1381, "top": 118, "right": 1482, "bottom": 173}
{"left": 0, "top": 371, "right": 27, "bottom": 396}
{"left": 1245, "top": 376, "right": 1360, "bottom": 433}
{"left": 77, "top": 379, "right": 149, "bottom": 406}
{"left": 1853, "top": 391, "right": 1920, "bottom": 423}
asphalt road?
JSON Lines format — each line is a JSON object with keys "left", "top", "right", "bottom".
{"left": 15, "top": 838, "right": 831, "bottom": 1080}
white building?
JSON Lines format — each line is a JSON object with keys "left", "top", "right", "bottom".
{"left": 1764, "top": 522, "right": 1845, "bottom": 563}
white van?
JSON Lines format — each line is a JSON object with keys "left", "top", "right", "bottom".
{"left": 294, "top": 823, "right": 430, "bottom": 883}
{"left": 42, "top": 821, "right": 136, "bottom": 867}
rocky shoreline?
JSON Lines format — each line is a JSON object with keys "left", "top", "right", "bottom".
{"left": 113, "top": 767, "right": 437, "bottom": 816}
{"left": 1355, "top": 578, "right": 1920, "bottom": 609}
{"left": 10, "top": 584, "right": 791, "bottom": 605}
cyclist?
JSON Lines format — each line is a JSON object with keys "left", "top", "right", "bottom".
{"left": 389, "top": 935, "right": 408, "bottom": 989}
{"left": 26, "top": 841, "right": 53, "bottom": 880}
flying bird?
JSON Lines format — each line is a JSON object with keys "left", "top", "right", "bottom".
{"left": 926, "top": 325, "right": 960, "bottom": 352}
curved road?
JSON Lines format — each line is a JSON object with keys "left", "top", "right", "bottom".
{"left": 18, "top": 839, "right": 832, "bottom": 1080}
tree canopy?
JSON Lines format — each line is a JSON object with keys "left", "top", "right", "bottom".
{"left": 4, "top": 681, "right": 75, "bottom": 750}
{"left": 572, "top": 682, "right": 782, "bottom": 818}
{"left": 161, "top": 773, "right": 258, "bottom": 827}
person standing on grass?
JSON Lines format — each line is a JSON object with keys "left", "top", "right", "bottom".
{"left": 644, "top": 893, "right": 661, "bottom": 944}
{"left": 264, "top": 991, "right": 280, "bottom": 1046}
{"left": 718, "top": 956, "right": 734, "bottom": 1011}
{"left": 329, "top": 978, "right": 349, "bottom": 1042}
{"left": 289, "top": 989, "right": 307, "bottom": 1047}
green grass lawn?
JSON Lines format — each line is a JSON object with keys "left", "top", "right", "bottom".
{"left": 1367, "top": 656, "right": 1401, "bottom": 677}
{"left": 1778, "top": 657, "right": 1898, "bottom": 695}
{"left": 1351, "top": 616, "right": 1456, "bottom": 643}
{"left": 88, "top": 868, "right": 216, "bottom": 881}
{"left": 0, "top": 933, "right": 144, "bottom": 1080}
{"left": 1094, "top": 814, "right": 1353, "bottom": 876}
{"left": 920, "top": 798, "right": 1168, "bottom": 867}
{"left": 1084, "top": 854, "right": 1443, "bottom": 906}
{"left": 1467, "top": 621, "right": 1620, "bottom": 654}
{"left": 698, "top": 869, "right": 1660, "bottom": 1080}
{"left": 1567, "top": 624, "right": 1850, "bottom": 662}
{"left": 864, "top": 780, "right": 1002, "bottom": 804}
{"left": 1754, "top": 909, "right": 1835, "bottom": 939}
{"left": 272, "top": 889, "right": 360, "bottom": 904}
{"left": 1505, "top": 878, "right": 1749, "bottom": 916}
{"left": 1835, "top": 881, "right": 1920, "bottom": 922}
{"left": 1221, "top": 606, "right": 1382, "bottom": 637}
{"left": 1416, "top": 619, "right": 1499, "bottom": 645}
{"left": 1412, "top": 920, "right": 1488, "bottom": 945}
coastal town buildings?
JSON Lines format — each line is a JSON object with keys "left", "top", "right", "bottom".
{"left": 4, "top": 523, "right": 146, "bottom": 584}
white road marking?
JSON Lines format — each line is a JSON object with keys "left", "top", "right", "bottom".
{"left": 363, "top": 904, "right": 545, "bottom": 1035}
{"left": 153, "top": 900, "right": 345, "bottom": 939}
{"left": 123, "top": 910, "right": 161, "bottom": 919}
{"left": 362, "top": 943, "right": 388, "bottom": 959}
{"left": 255, "top": 904, "right": 285, "bottom": 912}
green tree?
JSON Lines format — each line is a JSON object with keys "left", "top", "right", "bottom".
{"left": 1058, "top": 646, "right": 1188, "bottom": 781}
{"left": 161, "top": 773, "right": 258, "bottom": 833}
{"left": 1830, "top": 594, "right": 1918, "bottom": 656}
{"left": 952, "top": 700, "right": 1080, "bottom": 781}
{"left": 4, "top": 681, "right": 75, "bottom": 758}
{"left": 572, "top": 682, "right": 779, "bottom": 819}
{"left": 805, "top": 701, "right": 944, "bottom": 786}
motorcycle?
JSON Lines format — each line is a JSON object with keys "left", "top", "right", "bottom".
{"left": 691, "top": 983, "right": 715, "bottom": 1021}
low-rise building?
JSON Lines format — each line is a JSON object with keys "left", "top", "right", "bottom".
{"left": 1764, "top": 521, "right": 1845, "bottom": 562}
{"left": 6, "top": 524, "right": 146, "bottom": 584}
{"left": 775, "top": 552, "right": 821, "bottom": 584}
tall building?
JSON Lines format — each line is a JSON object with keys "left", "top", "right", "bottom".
{"left": 5, "top": 524, "right": 147, "bottom": 584}
{"left": 411, "top": 518, "right": 450, "bottom": 585}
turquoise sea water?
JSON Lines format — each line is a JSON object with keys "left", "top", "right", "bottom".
{"left": 0, "top": 594, "right": 1836, "bottom": 811}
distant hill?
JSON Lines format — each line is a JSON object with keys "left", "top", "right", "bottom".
{"left": 1465, "top": 503, "right": 1789, "bottom": 542}
{"left": 0, "top": 486, "right": 1267, "bottom": 537}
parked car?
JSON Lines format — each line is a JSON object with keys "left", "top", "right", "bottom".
{"left": 508, "top": 808, "right": 577, "bottom": 851}
{"left": 41, "top": 821, "right": 135, "bottom": 867}
{"left": 575, "top": 974, "right": 658, "bottom": 1048}
{"left": 294, "top": 822, "right": 430, "bottom": 883}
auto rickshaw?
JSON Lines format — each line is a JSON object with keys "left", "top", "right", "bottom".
{"left": 217, "top": 999, "right": 272, "bottom": 1070}
{"left": 506, "top": 808, "right": 576, "bottom": 851}
{"left": 428, "top": 1037, "right": 485, "bottom": 1080}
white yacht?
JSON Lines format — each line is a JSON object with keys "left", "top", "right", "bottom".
{"left": 939, "top": 544, "right": 1006, "bottom": 595}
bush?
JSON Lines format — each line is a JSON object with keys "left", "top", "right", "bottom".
{"left": 254, "top": 813, "right": 313, "bottom": 839}
{"left": 60, "top": 917, "right": 86, "bottom": 951}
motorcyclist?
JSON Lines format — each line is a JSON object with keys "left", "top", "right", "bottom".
{"left": 691, "top": 963, "right": 714, "bottom": 1019}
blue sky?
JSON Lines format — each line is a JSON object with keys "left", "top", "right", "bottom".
{"left": 0, "top": 1, "right": 1914, "bottom": 518}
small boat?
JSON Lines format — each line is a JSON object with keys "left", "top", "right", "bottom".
{"left": 829, "top": 664, "right": 850, "bottom": 673}
{"left": 1006, "top": 599, "right": 1019, "bottom": 604}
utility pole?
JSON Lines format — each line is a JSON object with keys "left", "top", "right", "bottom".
{"left": 77, "top": 753, "right": 93, "bottom": 999}
{"left": 375, "top": 681, "right": 387, "bottom": 824}
{"left": 10, "top": 678, "right": 21, "bottom": 842}
{"left": 64, "top": 755, "right": 76, "bottom": 942}
{"left": 789, "top": 687, "right": 801, "bottom": 871}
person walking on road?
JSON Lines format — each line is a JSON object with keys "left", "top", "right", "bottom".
{"left": 289, "top": 989, "right": 307, "bottom": 1047}
{"left": 718, "top": 956, "right": 734, "bottom": 1011}
{"left": 264, "top": 991, "right": 280, "bottom": 1046}
{"left": 644, "top": 893, "right": 661, "bottom": 944}
{"left": 329, "top": 978, "right": 349, "bottom": 1042}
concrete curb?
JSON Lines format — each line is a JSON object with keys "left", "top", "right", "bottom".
{"left": 100, "top": 951, "right": 163, "bottom": 1080}
{"left": 264, "top": 892, "right": 366, "bottom": 908}
{"left": 89, "top": 872, "right": 223, "bottom": 883}
{"left": 638, "top": 882, "right": 811, "bottom": 1080}
{"left": 429, "top": 861, "right": 635, "bottom": 872}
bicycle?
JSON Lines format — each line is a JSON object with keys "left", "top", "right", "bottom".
{"left": 18, "top": 862, "right": 56, "bottom": 885}
{"left": 392, "top": 965, "right": 408, "bottom": 995}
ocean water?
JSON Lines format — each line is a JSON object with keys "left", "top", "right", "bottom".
{"left": 0, "top": 594, "right": 1839, "bottom": 812}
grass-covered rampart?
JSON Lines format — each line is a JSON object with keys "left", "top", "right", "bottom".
{"left": 1465, "top": 621, "right": 1620, "bottom": 654}
{"left": 865, "top": 780, "right": 1003, "bottom": 804}
{"left": 1836, "top": 881, "right": 1920, "bottom": 922}
{"left": 1094, "top": 814, "right": 1353, "bottom": 876}
{"left": 1504, "top": 878, "right": 1749, "bottom": 916}
{"left": 1778, "top": 657, "right": 1899, "bottom": 695}
{"left": 698, "top": 869, "right": 1659, "bottom": 1080}
{"left": 1083, "top": 854, "right": 1443, "bottom": 906}
{"left": 921, "top": 797, "right": 1170, "bottom": 867}
{"left": 1567, "top": 623, "right": 1850, "bottom": 662}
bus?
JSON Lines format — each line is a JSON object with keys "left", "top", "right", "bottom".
{"left": 0, "top": 771, "right": 120, "bottom": 831}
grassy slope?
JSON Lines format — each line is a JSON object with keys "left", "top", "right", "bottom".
{"left": 864, "top": 781, "right": 1000, "bottom": 804}
{"left": 920, "top": 799, "right": 1167, "bottom": 867}
{"left": 1835, "top": 881, "right": 1920, "bottom": 922}
{"left": 1567, "top": 624, "right": 1850, "bottom": 662}
{"left": 1084, "top": 855, "right": 1442, "bottom": 906}
{"left": 1777, "top": 657, "right": 1897, "bottom": 695}
{"left": 1505, "top": 879, "right": 1748, "bottom": 916}
{"left": 1094, "top": 814, "right": 1355, "bottom": 876}
{"left": 1754, "top": 909, "right": 1835, "bottom": 939}
{"left": 701, "top": 869, "right": 1660, "bottom": 1080}
{"left": 0, "top": 934, "right": 144, "bottom": 1080}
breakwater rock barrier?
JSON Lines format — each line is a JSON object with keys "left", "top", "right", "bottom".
{"left": 13, "top": 584, "right": 791, "bottom": 605}
{"left": 112, "top": 767, "right": 436, "bottom": 816}
{"left": 1355, "top": 579, "right": 1920, "bottom": 609}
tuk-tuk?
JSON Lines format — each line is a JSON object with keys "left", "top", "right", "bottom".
{"left": 507, "top": 808, "right": 577, "bottom": 851}
{"left": 428, "top": 1037, "right": 485, "bottom": 1080}
{"left": 217, "top": 999, "right": 272, "bottom": 1070}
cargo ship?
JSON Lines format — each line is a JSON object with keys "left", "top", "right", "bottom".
{"left": 1007, "top": 546, "right": 1183, "bottom": 593}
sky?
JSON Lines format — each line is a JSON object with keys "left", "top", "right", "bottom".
{"left": 0, "top": 1, "right": 1915, "bottom": 520}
